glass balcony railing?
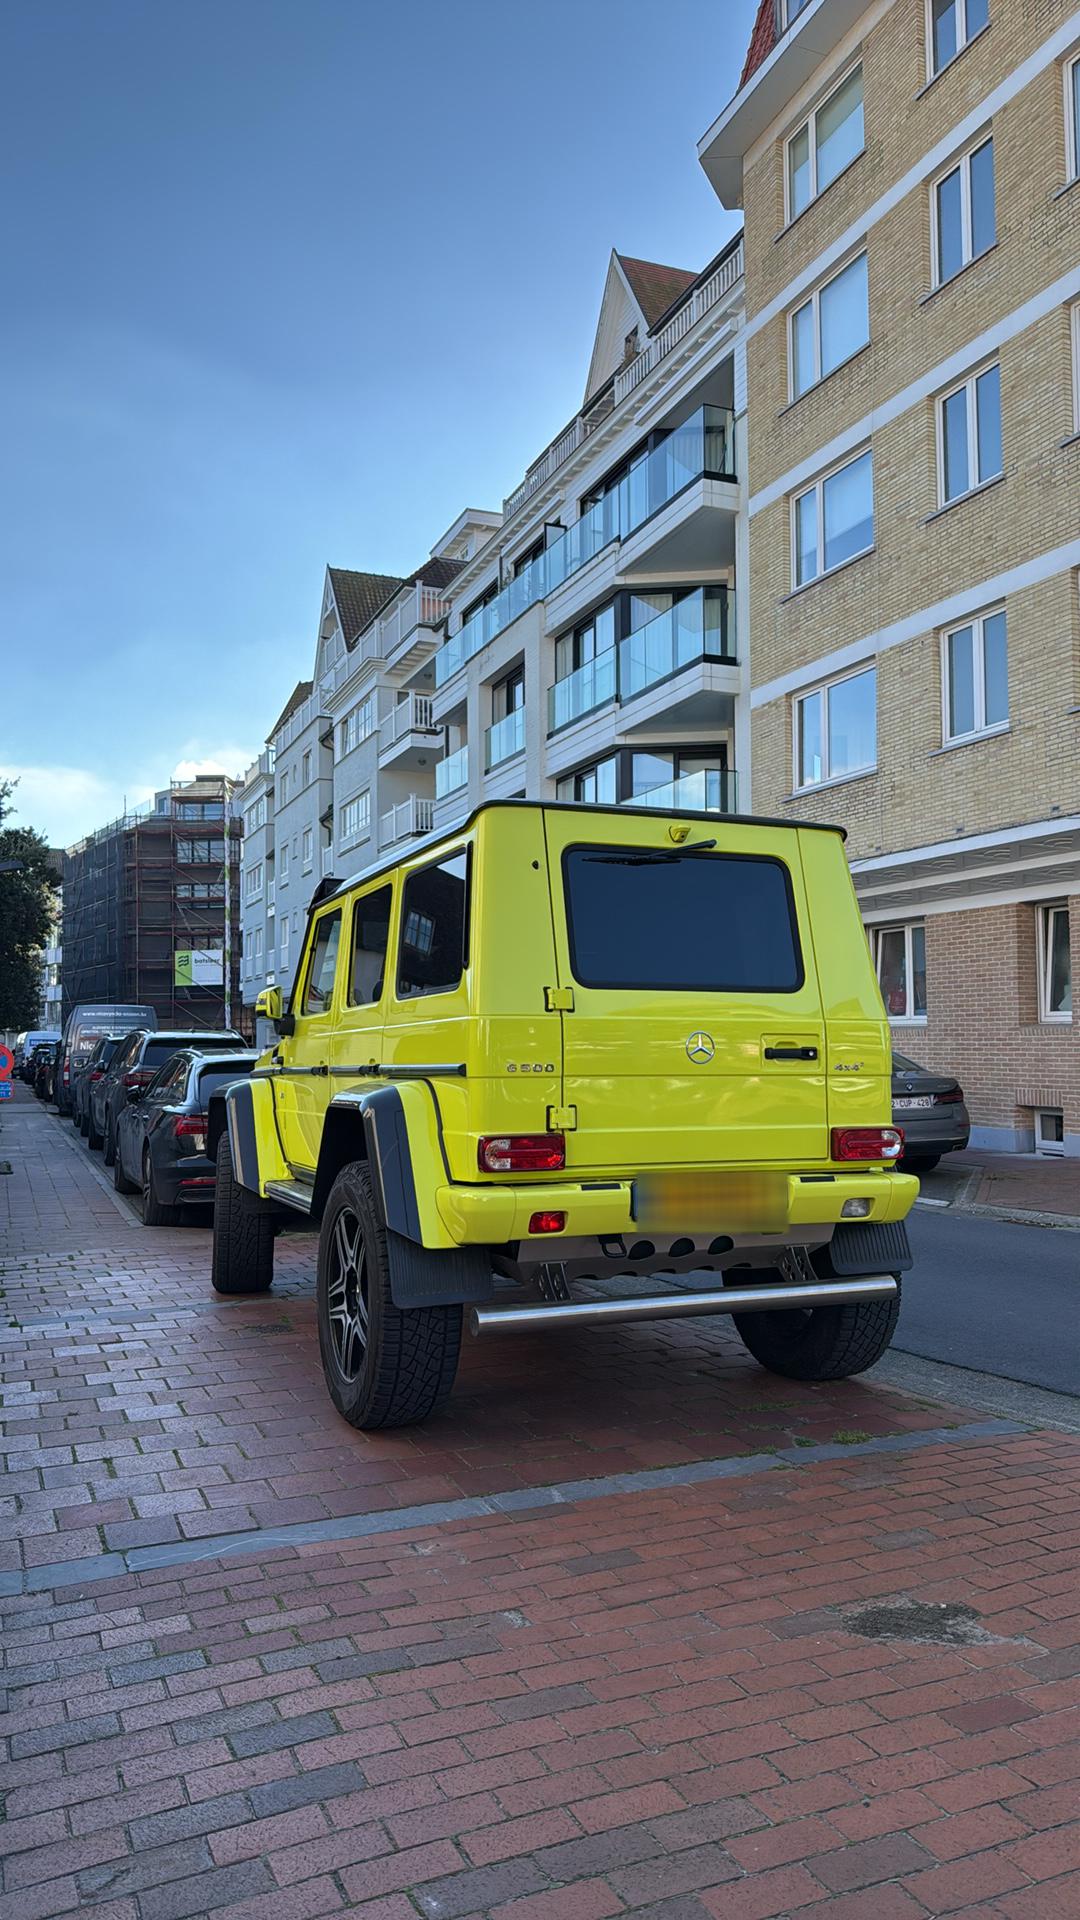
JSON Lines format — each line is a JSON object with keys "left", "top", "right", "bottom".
{"left": 485, "top": 706, "right": 525, "bottom": 770}
{"left": 547, "top": 649, "right": 617, "bottom": 733}
{"left": 436, "top": 407, "right": 734, "bottom": 688}
{"left": 630, "top": 768, "right": 738, "bottom": 815}
{"left": 435, "top": 744, "right": 469, "bottom": 798}
{"left": 617, "top": 587, "right": 734, "bottom": 703}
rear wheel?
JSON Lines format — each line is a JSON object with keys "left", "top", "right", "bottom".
{"left": 211, "top": 1134, "right": 274, "bottom": 1294}
{"left": 87, "top": 1107, "right": 103, "bottom": 1151}
{"left": 78, "top": 1105, "right": 89, "bottom": 1136}
{"left": 733, "top": 1279, "right": 901, "bottom": 1382}
{"left": 141, "top": 1150, "right": 179, "bottom": 1227}
{"left": 317, "top": 1162, "right": 461, "bottom": 1430}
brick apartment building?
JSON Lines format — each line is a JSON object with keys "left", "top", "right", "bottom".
{"left": 700, "top": 0, "right": 1080, "bottom": 1154}
{"left": 62, "top": 775, "right": 243, "bottom": 1032}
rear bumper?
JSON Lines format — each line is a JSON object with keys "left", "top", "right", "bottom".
{"left": 435, "top": 1169, "right": 918, "bottom": 1247}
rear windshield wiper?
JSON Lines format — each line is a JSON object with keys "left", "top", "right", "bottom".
{"left": 583, "top": 839, "right": 718, "bottom": 866}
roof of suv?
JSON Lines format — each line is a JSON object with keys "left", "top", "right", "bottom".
{"left": 324, "top": 798, "right": 846, "bottom": 905}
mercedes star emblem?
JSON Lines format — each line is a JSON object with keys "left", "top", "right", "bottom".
{"left": 686, "top": 1031, "right": 715, "bottom": 1064}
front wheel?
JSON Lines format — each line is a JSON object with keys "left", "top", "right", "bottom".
{"left": 211, "top": 1133, "right": 274, "bottom": 1294}
{"left": 733, "top": 1280, "right": 901, "bottom": 1382}
{"left": 142, "top": 1151, "right": 179, "bottom": 1227}
{"left": 87, "top": 1108, "right": 103, "bottom": 1151}
{"left": 317, "top": 1163, "right": 461, "bottom": 1430}
{"left": 113, "top": 1135, "right": 137, "bottom": 1193}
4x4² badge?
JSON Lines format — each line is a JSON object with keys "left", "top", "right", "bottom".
{"left": 686, "top": 1032, "right": 715, "bottom": 1064}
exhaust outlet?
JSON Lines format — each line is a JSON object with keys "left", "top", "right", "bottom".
{"left": 470, "top": 1275, "right": 897, "bottom": 1336}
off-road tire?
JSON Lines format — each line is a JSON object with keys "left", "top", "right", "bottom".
{"left": 733, "top": 1279, "right": 901, "bottom": 1382}
{"left": 211, "top": 1133, "right": 274, "bottom": 1294}
{"left": 112, "top": 1135, "right": 138, "bottom": 1193}
{"left": 317, "top": 1162, "right": 461, "bottom": 1430}
{"left": 141, "top": 1151, "right": 179, "bottom": 1227}
{"left": 899, "top": 1153, "right": 940, "bottom": 1174}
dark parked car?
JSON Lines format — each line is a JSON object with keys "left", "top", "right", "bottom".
{"left": 56, "top": 1003, "right": 156, "bottom": 1116}
{"left": 115, "top": 1049, "right": 258, "bottom": 1223}
{"left": 892, "top": 1049, "right": 970, "bottom": 1172}
{"left": 95, "top": 1028, "right": 248, "bottom": 1167}
{"left": 74, "top": 1034, "right": 126, "bottom": 1142}
{"left": 30, "top": 1041, "right": 58, "bottom": 1100}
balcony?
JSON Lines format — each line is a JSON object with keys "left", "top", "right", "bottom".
{"left": 321, "top": 845, "right": 335, "bottom": 877}
{"left": 275, "top": 693, "right": 324, "bottom": 753}
{"left": 485, "top": 706, "right": 525, "bottom": 771}
{"left": 378, "top": 693, "right": 439, "bottom": 768}
{"left": 629, "top": 768, "right": 738, "bottom": 815}
{"left": 266, "top": 880, "right": 275, "bottom": 911}
{"left": 323, "top": 583, "right": 454, "bottom": 704}
{"left": 435, "top": 744, "right": 469, "bottom": 798}
{"left": 436, "top": 407, "right": 734, "bottom": 688}
{"left": 618, "top": 588, "right": 734, "bottom": 702}
{"left": 380, "top": 795, "right": 434, "bottom": 849}
{"left": 548, "top": 650, "right": 618, "bottom": 734}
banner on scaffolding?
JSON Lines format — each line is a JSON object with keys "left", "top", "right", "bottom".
{"left": 174, "top": 948, "right": 224, "bottom": 987}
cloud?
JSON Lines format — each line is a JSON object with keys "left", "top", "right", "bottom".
{"left": 172, "top": 744, "right": 254, "bottom": 784}
{"left": 0, "top": 764, "right": 157, "bottom": 850}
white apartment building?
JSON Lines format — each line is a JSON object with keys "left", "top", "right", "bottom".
{"left": 419, "top": 245, "right": 747, "bottom": 831}
{"left": 239, "top": 747, "right": 275, "bottom": 1011}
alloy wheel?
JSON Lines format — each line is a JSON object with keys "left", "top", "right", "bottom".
{"left": 326, "top": 1207, "right": 369, "bottom": 1380}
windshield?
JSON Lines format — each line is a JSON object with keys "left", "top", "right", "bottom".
{"left": 562, "top": 847, "right": 803, "bottom": 993}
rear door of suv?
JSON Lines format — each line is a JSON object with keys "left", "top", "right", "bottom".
{"left": 543, "top": 809, "right": 828, "bottom": 1170}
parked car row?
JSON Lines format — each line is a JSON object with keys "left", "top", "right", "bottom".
{"left": 51, "top": 1001, "right": 257, "bottom": 1226}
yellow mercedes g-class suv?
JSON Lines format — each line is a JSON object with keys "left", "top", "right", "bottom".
{"left": 209, "top": 801, "right": 916, "bottom": 1428}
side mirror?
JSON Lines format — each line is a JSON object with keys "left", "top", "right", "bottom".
{"left": 255, "top": 984, "right": 294, "bottom": 1037}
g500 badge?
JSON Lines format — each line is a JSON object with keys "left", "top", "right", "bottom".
{"left": 506, "top": 1063, "right": 556, "bottom": 1074}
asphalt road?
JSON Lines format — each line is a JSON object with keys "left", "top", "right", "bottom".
{"left": 896, "top": 1205, "right": 1080, "bottom": 1397}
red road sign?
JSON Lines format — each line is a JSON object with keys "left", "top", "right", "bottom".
{"left": 0, "top": 1044, "right": 13, "bottom": 1078}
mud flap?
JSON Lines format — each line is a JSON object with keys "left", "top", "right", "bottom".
{"left": 386, "top": 1231, "right": 495, "bottom": 1309}
{"left": 816, "top": 1218, "right": 913, "bottom": 1276}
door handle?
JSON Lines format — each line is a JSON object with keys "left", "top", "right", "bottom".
{"left": 764, "top": 1046, "right": 818, "bottom": 1061}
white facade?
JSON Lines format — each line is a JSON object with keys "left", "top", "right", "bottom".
{"left": 269, "top": 691, "right": 333, "bottom": 995}
{"left": 420, "top": 244, "right": 749, "bottom": 832}
{"left": 239, "top": 748, "right": 275, "bottom": 1010}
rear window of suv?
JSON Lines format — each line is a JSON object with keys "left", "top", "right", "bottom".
{"left": 562, "top": 846, "right": 803, "bottom": 993}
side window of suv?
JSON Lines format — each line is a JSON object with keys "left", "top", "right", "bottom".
{"left": 112, "top": 1034, "right": 140, "bottom": 1074}
{"left": 349, "top": 885, "right": 392, "bottom": 1006}
{"left": 303, "top": 910, "right": 343, "bottom": 1015}
{"left": 397, "top": 851, "right": 470, "bottom": 999}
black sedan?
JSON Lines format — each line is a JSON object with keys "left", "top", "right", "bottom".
{"left": 114, "top": 1049, "right": 259, "bottom": 1224}
{"left": 94, "top": 1027, "right": 247, "bottom": 1164}
{"left": 75, "top": 1034, "right": 126, "bottom": 1143}
{"left": 892, "top": 1049, "right": 971, "bottom": 1172}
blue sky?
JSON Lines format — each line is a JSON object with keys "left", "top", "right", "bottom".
{"left": 1, "top": 0, "right": 753, "bottom": 846}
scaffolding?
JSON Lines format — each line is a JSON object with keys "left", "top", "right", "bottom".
{"left": 62, "top": 776, "right": 245, "bottom": 1032}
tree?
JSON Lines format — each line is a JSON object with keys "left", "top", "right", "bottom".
{"left": 0, "top": 778, "right": 59, "bottom": 1031}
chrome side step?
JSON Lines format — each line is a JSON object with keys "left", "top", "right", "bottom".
{"left": 264, "top": 1178, "right": 314, "bottom": 1215}
{"left": 470, "top": 1275, "right": 896, "bottom": 1336}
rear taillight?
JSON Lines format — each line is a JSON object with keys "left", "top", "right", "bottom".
{"left": 90, "top": 1069, "right": 104, "bottom": 1081}
{"left": 934, "top": 1087, "right": 963, "bottom": 1105}
{"left": 478, "top": 1133, "right": 566, "bottom": 1173}
{"left": 174, "top": 1116, "right": 207, "bottom": 1153}
{"left": 831, "top": 1126, "right": 904, "bottom": 1163}
{"left": 124, "top": 1068, "right": 154, "bottom": 1088}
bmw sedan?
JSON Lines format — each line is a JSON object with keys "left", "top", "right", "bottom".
{"left": 892, "top": 1049, "right": 971, "bottom": 1173}
{"left": 115, "top": 1048, "right": 259, "bottom": 1224}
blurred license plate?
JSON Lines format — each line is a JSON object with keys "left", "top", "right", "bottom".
{"left": 894, "top": 1095, "right": 934, "bottom": 1110}
{"left": 634, "top": 1172, "right": 787, "bottom": 1233}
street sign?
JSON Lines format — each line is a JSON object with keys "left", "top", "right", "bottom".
{"left": 0, "top": 1080, "right": 12, "bottom": 1098}
{"left": 0, "top": 1044, "right": 13, "bottom": 1079}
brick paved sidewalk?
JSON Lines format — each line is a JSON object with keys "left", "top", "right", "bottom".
{"left": 920, "top": 1151, "right": 1080, "bottom": 1224}
{"left": 3, "top": 1083, "right": 1080, "bottom": 1918}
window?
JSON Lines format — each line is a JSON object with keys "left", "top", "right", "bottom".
{"left": 177, "top": 883, "right": 225, "bottom": 903}
{"left": 253, "top": 927, "right": 263, "bottom": 964}
{"left": 793, "top": 448, "right": 874, "bottom": 586}
{"left": 1069, "top": 54, "right": 1080, "bottom": 181}
{"left": 278, "top": 768, "right": 289, "bottom": 805}
{"left": 397, "top": 850, "right": 470, "bottom": 999}
{"left": 280, "top": 922, "right": 289, "bottom": 965}
{"left": 875, "top": 924, "right": 927, "bottom": 1019}
{"left": 349, "top": 885, "right": 392, "bottom": 1005}
{"left": 790, "top": 253, "right": 868, "bottom": 397}
{"left": 174, "top": 799, "right": 224, "bottom": 820}
{"left": 244, "top": 862, "right": 263, "bottom": 900}
{"left": 796, "top": 665, "right": 877, "bottom": 787}
{"left": 939, "top": 363, "right": 1002, "bottom": 502}
{"left": 556, "top": 757, "right": 619, "bottom": 805}
{"left": 303, "top": 911, "right": 342, "bottom": 1015}
{"left": 177, "top": 838, "right": 226, "bottom": 864}
{"left": 339, "top": 791, "right": 371, "bottom": 843}
{"left": 1039, "top": 903, "right": 1072, "bottom": 1020}
{"left": 782, "top": 0, "right": 813, "bottom": 24}
{"left": 1073, "top": 305, "right": 1080, "bottom": 434}
{"left": 933, "top": 136, "right": 995, "bottom": 284}
{"left": 341, "top": 697, "right": 374, "bottom": 756}
{"left": 302, "top": 749, "right": 312, "bottom": 787}
{"left": 279, "top": 842, "right": 289, "bottom": 881}
{"left": 943, "top": 608, "right": 1007, "bottom": 741}
{"left": 929, "top": 0, "right": 989, "bottom": 77}
{"left": 495, "top": 666, "right": 525, "bottom": 717}
{"left": 245, "top": 797, "right": 266, "bottom": 833}
{"left": 787, "top": 65, "right": 864, "bottom": 218}
{"left": 302, "top": 826, "right": 313, "bottom": 870}
{"left": 562, "top": 849, "right": 803, "bottom": 993}
{"left": 1035, "top": 1110, "right": 1065, "bottom": 1156}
